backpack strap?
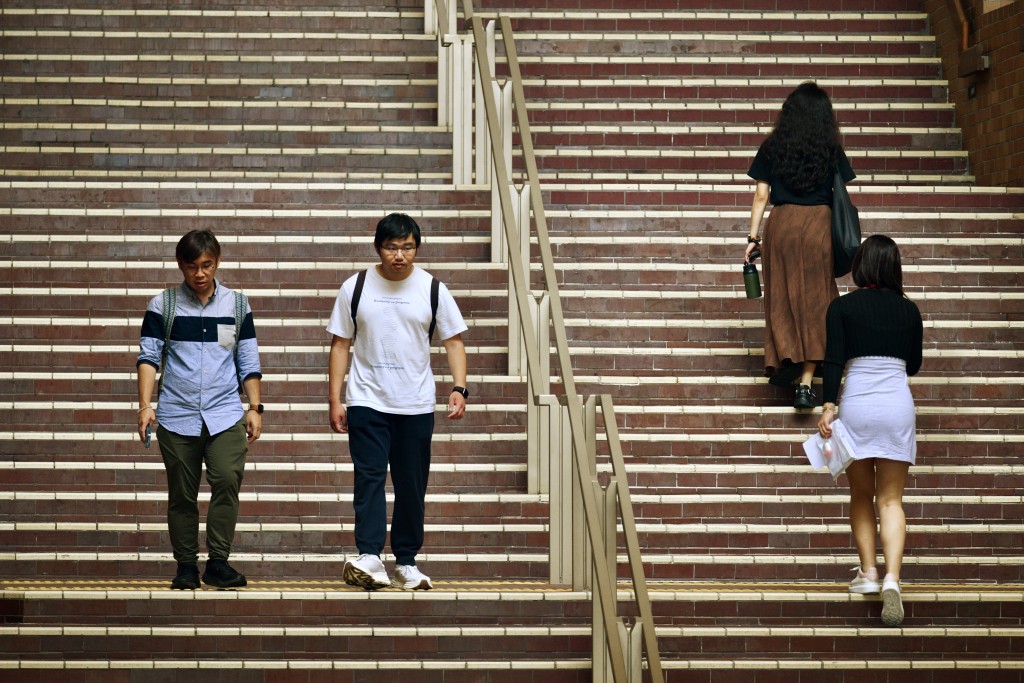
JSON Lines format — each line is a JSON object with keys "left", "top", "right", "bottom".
{"left": 428, "top": 276, "right": 440, "bottom": 341}
{"left": 350, "top": 269, "right": 368, "bottom": 339}
{"left": 157, "top": 286, "right": 177, "bottom": 396}
{"left": 233, "top": 291, "right": 248, "bottom": 393}
{"left": 350, "top": 271, "right": 439, "bottom": 341}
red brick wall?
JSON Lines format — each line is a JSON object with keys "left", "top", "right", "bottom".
{"left": 924, "top": 0, "right": 1024, "bottom": 187}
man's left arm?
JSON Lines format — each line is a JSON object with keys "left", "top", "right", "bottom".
{"left": 243, "top": 376, "right": 262, "bottom": 443}
{"left": 443, "top": 333, "right": 467, "bottom": 420}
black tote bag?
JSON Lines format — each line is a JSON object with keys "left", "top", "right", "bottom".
{"left": 831, "top": 167, "right": 861, "bottom": 278}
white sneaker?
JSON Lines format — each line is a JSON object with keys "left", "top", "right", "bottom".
{"left": 394, "top": 564, "right": 433, "bottom": 590}
{"left": 881, "top": 579, "right": 904, "bottom": 626}
{"left": 343, "top": 554, "right": 391, "bottom": 590}
{"left": 849, "top": 567, "right": 881, "bottom": 594}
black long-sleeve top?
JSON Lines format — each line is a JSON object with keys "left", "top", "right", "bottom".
{"left": 822, "top": 287, "right": 924, "bottom": 405}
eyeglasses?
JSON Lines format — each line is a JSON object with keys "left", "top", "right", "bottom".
{"left": 181, "top": 262, "right": 217, "bottom": 274}
{"left": 381, "top": 245, "right": 417, "bottom": 255}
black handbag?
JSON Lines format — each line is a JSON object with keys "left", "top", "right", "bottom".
{"left": 831, "top": 167, "right": 861, "bottom": 278}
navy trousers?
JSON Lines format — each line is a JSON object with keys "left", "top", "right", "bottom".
{"left": 346, "top": 407, "right": 434, "bottom": 566}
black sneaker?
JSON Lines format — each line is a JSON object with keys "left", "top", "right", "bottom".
{"left": 170, "top": 563, "right": 200, "bottom": 590}
{"left": 202, "top": 558, "right": 247, "bottom": 589}
{"left": 794, "top": 384, "right": 817, "bottom": 410}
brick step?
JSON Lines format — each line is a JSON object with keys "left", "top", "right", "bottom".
{"left": 7, "top": 186, "right": 1023, "bottom": 211}
{"left": 0, "top": 33, "right": 436, "bottom": 56}
{"left": 5, "top": 259, "right": 1022, "bottom": 289}
{"left": 527, "top": 129, "right": 962, "bottom": 152}
{"left": 524, "top": 102, "right": 958, "bottom": 127}
{"left": 0, "top": 80, "right": 440, "bottom": 104}
{"left": 0, "top": 184, "right": 490, "bottom": 209}
{"left": 2, "top": 56, "right": 441, "bottom": 79}
{"left": 4, "top": 488, "right": 1024, "bottom": 527}
{"left": 0, "top": 147, "right": 452, "bottom": 172}
{"left": 2, "top": 7, "right": 930, "bottom": 34}
{"left": 7, "top": 315, "right": 1018, "bottom": 347}
{"left": 507, "top": 34, "right": 936, "bottom": 58}
{"left": 4, "top": 284, "right": 1022, "bottom": 316}
{"left": 528, "top": 152, "right": 967, "bottom": 175}
{"left": 4, "top": 403, "right": 1020, "bottom": 432}
{"left": 11, "top": 0, "right": 425, "bottom": 8}
{"left": 0, "top": 462, "right": 526, "bottom": 491}
{"left": 0, "top": 126, "right": 453, "bottom": 150}
{"left": 472, "top": 0, "right": 926, "bottom": 14}
{"left": 520, "top": 82, "right": 945, "bottom": 104}
{"left": 0, "top": 433, "right": 1014, "bottom": 464}
{"left": 2, "top": 552, "right": 1024, "bottom": 583}
{"left": 0, "top": 145, "right": 966, "bottom": 175}
{"left": 5, "top": 522, "right": 1024, "bottom": 557}
{"left": 6, "top": 457, "right": 1024, "bottom": 493}
{"left": 3, "top": 371, "right": 1022, "bottom": 406}
{"left": 485, "top": 11, "right": 929, "bottom": 34}
{"left": 3, "top": 460, "right": 1023, "bottom": 491}
{"left": 515, "top": 61, "right": 943, "bottom": 82}
{"left": 0, "top": 103, "right": 441, "bottom": 126}
{"left": 1, "top": 11, "right": 425, "bottom": 33}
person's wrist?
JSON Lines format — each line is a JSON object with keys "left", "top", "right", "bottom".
{"left": 138, "top": 406, "right": 153, "bottom": 413}
{"left": 747, "top": 235, "right": 760, "bottom": 244}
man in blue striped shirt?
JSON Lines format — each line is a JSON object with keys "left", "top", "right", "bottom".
{"left": 136, "top": 230, "right": 263, "bottom": 590}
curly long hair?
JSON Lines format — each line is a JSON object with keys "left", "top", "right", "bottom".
{"left": 763, "top": 82, "right": 841, "bottom": 194}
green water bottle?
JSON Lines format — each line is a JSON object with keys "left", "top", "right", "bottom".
{"left": 743, "top": 250, "right": 762, "bottom": 299}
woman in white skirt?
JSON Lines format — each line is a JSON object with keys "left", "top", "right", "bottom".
{"left": 817, "top": 235, "right": 923, "bottom": 626}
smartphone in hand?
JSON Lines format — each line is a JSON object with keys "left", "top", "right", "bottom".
{"left": 144, "top": 424, "right": 152, "bottom": 448}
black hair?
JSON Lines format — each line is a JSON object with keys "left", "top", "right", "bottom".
{"left": 852, "top": 234, "right": 904, "bottom": 295}
{"left": 374, "top": 213, "right": 422, "bottom": 250}
{"left": 175, "top": 230, "right": 221, "bottom": 263}
{"left": 763, "top": 81, "right": 841, "bottom": 194}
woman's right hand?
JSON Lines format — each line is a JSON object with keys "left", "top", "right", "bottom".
{"left": 818, "top": 405, "right": 835, "bottom": 438}
{"left": 744, "top": 241, "right": 760, "bottom": 264}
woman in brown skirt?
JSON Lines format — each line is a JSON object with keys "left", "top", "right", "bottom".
{"left": 744, "top": 81, "right": 856, "bottom": 409}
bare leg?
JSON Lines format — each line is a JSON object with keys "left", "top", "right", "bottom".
{"left": 875, "top": 459, "right": 911, "bottom": 582}
{"left": 799, "top": 361, "right": 816, "bottom": 387}
{"left": 845, "top": 459, "right": 878, "bottom": 573}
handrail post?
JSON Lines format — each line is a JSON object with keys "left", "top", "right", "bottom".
{"left": 475, "top": 21, "right": 496, "bottom": 186}
{"left": 451, "top": 34, "right": 474, "bottom": 184}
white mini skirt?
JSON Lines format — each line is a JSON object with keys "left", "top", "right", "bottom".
{"left": 838, "top": 356, "right": 917, "bottom": 465}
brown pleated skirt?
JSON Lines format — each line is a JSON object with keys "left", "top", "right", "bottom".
{"left": 761, "top": 203, "right": 839, "bottom": 375}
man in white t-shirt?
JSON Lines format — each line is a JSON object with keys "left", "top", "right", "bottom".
{"left": 326, "top": 213, "right": 468, "bottom": 590}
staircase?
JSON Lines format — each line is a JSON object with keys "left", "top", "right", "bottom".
{"left": 2, "top": 1, "right": 1023, "bottom": 681}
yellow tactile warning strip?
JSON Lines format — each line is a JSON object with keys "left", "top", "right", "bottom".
{"left": 3, "top": 579, "right": 1023, "bottom": 598}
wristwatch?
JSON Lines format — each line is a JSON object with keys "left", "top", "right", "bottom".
{"left": 451, "top": 386, "right": 469, "bottom": 399}
{"left": 248, "top": 404, "right": 264, "bottom": 414}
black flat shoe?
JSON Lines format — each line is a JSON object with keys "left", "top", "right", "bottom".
{"left": 794, "top": 384, "right": 817, "bottom": 410}
{"left": 170, "top": 563, "right": 200, "bottom": 590}
{"left": 769, "top": 362, "right": 803, "bottom": 388}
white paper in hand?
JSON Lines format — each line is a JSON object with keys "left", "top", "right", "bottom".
{"left": 803, "top": 419, "right": 857, "bottom": 480}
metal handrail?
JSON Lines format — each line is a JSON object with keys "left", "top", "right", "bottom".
{"left": 949, "top": 0, "right": 970, "bottom": 51}
{"left": 464, "top": 3, "right": 663, "bottom": 680}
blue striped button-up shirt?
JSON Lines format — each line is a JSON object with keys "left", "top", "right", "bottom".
{"left": 137, "top": 280, "right": 262, "bottom": 437}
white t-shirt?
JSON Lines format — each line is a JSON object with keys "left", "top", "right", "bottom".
{"left": 326, "top": 266, "right": 468, "bottom": 415}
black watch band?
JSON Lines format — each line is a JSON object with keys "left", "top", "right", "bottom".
{"left": 451, "top": 386, "right": 469, "bottom": 399}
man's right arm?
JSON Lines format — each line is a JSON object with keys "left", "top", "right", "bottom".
{"left": 328, "top": 335, "right": 352, "bottom": 433}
